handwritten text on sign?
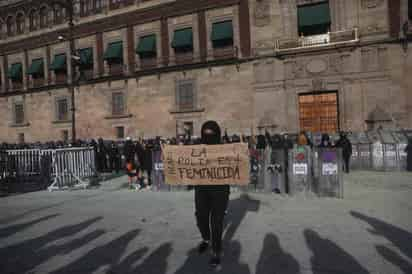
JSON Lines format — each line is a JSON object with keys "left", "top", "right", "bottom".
{"left": 162, "top": 143, "right": 250, "bottom": 185}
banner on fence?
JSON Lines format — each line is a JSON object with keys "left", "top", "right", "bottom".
{"left": 162, "top": 143, "right": 250, "bottom": 185}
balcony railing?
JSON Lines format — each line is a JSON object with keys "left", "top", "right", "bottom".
{"left": 275, "top": 28, "right": 359, "bottom": 52}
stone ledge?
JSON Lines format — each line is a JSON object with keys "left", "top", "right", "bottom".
{"left": 169, "top": 108, "right": 205, "bottom": 114}
{"left": 52, "top": 120, "right": 72, "bottom": 124}
{"left": 104, "top": 114, "right": 133, "bottom": 120}
{"left": 9, "top": 122, "right": 30, "bottom": 128}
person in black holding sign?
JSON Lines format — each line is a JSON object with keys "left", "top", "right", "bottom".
{"left": 195, "top": 120, "right": 230, "bottom": 268}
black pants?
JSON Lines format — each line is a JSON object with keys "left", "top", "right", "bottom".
{"left": 343, "top": 156, "right": 350, "bottom": 173}
{"left": 110, "top": 156, "right": 120, "bottom": 173}
{"left": 194, "top": 186, "right": 229, "bottom": 254}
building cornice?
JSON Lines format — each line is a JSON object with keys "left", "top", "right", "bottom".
{"left": 0, "top": 0, "right": 241, "bottom": 55}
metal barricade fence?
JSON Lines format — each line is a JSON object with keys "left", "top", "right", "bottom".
{"left": 7, "top": 149, "right": 42, "bottom": 176}
{"left": 371, "top": 142, "right": 384, "bottom": 171}
{"left": 397, "top": 143, "right": 408, "bottom": 171}
{"left": 4, "top": 147, "right": 95, "bottom": 192}
{"left": 358, "top": 144, "right": 372, "bottom": 170}
{"left": 382, "top": 143, "right": 398, "bottom": 171}
{"left": 350, "top": 146, "right": 360, "bottom": 170}
{"left": 48, "top": 147, "right": 96, "bottom": 191}
{"left": 0, "top": 151, "right": 10, "bottom": 191}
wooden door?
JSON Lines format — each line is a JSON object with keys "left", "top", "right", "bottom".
{"left": 299, "top": 92, "right": 338, "bottom": 133}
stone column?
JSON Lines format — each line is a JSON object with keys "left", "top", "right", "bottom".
{"left": 0, "top": 56, "right": 6, "bottom": 93}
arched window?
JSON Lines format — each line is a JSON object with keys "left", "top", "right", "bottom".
{"left": 29, "top": 9, "right": 39, "bottom": 31}
{"left": 6, "top": 16, "right": 14, "bottom": 36}
{"left": 16, "top": 13, "right": 25, "bottom": 34}
{"left": 39, "top": 6, "right": 48, "bottom": 28}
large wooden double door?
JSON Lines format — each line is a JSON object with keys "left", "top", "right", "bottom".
{"left": 299, "top": 91, "right": 339, "bottom": 133}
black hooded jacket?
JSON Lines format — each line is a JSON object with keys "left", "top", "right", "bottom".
{"left": 197, "top": 120, "right": 229, "bottom": 191}
{"left": 201, "top": 120, "right": 221, "bottom": 145}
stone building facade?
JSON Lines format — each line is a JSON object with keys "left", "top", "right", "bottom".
{"left": 0, "top": 0, "right": 410, "bottom": 143}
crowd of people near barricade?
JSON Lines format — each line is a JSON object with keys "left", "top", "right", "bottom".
{"left": 1, "top": 129, "right": 410, "bottom": 188}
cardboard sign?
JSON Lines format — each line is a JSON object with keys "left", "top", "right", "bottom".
{"left": 293, "top": 163, "right": 308, "bottom": 175}
{"left": 162, "top": 143, "right": 250, "bottom": 185}
{"left": 322, "top": 163, "right": 338, "bottom": 175}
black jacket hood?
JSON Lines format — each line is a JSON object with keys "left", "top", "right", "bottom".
{"left": 201, "top": 120, "right": 221, "bottom": 145}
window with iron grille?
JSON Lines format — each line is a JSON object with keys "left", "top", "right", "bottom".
{"left": 176, "top": 80, "right": 195, "bottom": 111}
{"left": 57, "top": 98, "right": 69, "bottom": 121}
{"left": 116, "top": 126, "right": 125, "bottom": 139}
{"left": 14, "top": 103, "right": 24, "bottom": 124}
{"left": 112, "top": 92, "right": 125, "bottom": 115}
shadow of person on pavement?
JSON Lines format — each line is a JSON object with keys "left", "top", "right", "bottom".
{"left": 108, "top": 242, "right": 172, "bottom": 274}
{"left": 132, "top": 242, "right": 173, "bottom": 274}
{"left": 174, "top": 247, "right": 206, "bottom": 274}
{"left": 255, "top": 233, "right": 300, "bottom": 274}
{"left": 351, "top": 211, "right": 412, "bottom": 272}
{"left": 304, "top": 229, "right": 369, "bottom": 274}
{"left": 0, "top": 193, "right": 102, "bottom": 224}
{"left": 0, "top": 213, "right": 60, "bottom": 238}
{"left": 223, "top": 193, "right": 260, "bottom": 243}
{"left": 108, "top": 246, "right": 149, "bottom": 274}
{"left": 50, "top": 228, "right": 140, "bottom": 274}
{"left": 350, "top": 211, "right": 412, "bottom": 260}
{"left": 376, "top": 245, "right": 412, "bottom": 274}
{"left": 174, "top": 240, "right": 250, "bottom": 274}
{"left": 0, "top": 216, "right": 103, "bottom": 274}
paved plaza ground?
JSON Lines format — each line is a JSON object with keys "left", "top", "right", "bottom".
{"left": 0, "top": 171, "right": 412, "bottom": 274}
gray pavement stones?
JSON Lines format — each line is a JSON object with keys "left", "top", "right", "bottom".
{"left": 0, "top": 171, "right": 411, "bottom": 274}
